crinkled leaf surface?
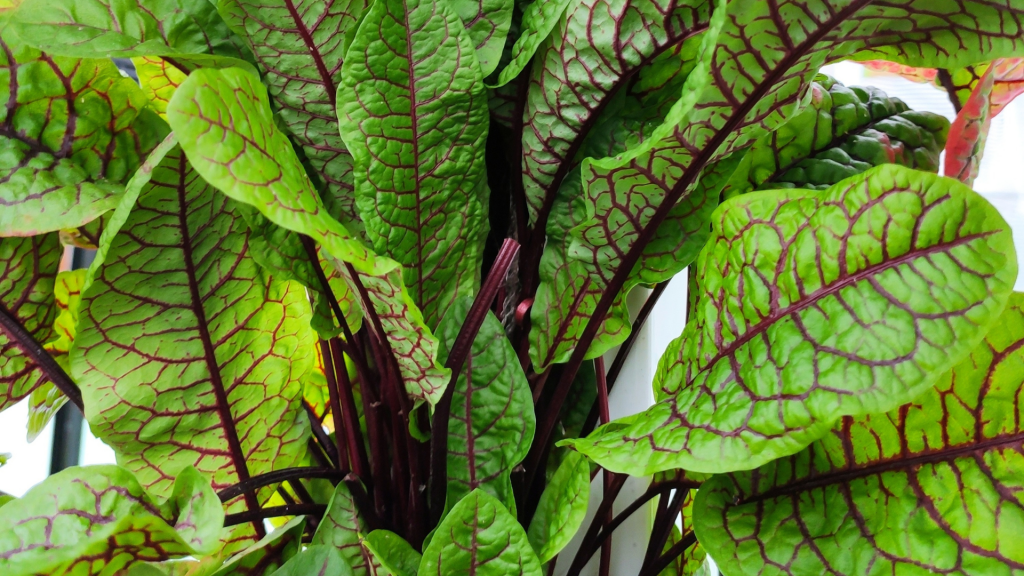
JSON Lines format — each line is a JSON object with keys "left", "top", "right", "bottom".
{"left": 27, "top": 268, "right": 86, "bottom": 439}
{"left": 695, "top": 291, "right": 1024, "bottom": 576}
{"left": 72, "top": 138, "right": 316, "bottom": 551}
{"left": 268, "top": 546, "right": 353, "bottom": 576}
{"left": 166, "top": 67, "right": 448, "bottom": 405}
{"left": 211, "top": 517, "right": 304, "bottom": 576}
{"left": 449, "top": 0, "right": 514, "bottom": 76}
{"left": 572, "top": 166, "right": 1018, "bottom": 476}
{"left": 312, "top": 482, "right": 376, "bottom": 576}
{"left": 520, "top": 0, "right": 714, "bottom": 224}
{"left": 436, "top": 297, "right": 534, "bottom": 518}
{"left": 562, "top": 0, "right": 1024, "bottom": 375}
{"left": 0, "top": 465, "right": 223, "bottom": 576}
{"left": 11, "top": 0, "right": 249, "bottom": 59}
{"left": 338, "top": 0, "right": 489, "bottom": 329}
{"left": 526, "top": 450, "right": 589, "bottom": 564}
{"left": 527, "top": 6, "right": 727, "bottom": 369}
{"left": 0, "top": 233, "right": 60, "bottom": 413}
{"left": 418, "top": 489, "right": 543, "bottom": 576}
{"left": 240, "top": 206, "right": 361, "bottom": 339}
{"left": 216, "top": 0, "right": 366, "bottom": 228}
{"left": 490, "top": 0, "right": 575, "bottom": 87}
{"left": 732, "top": 78, "right": 949, "bottom": 197}
{"left": 364, "top": 530, "right": 421, "bottom": 576}
{"left": 0, "top": 41, "right": 168, "bottom": 236}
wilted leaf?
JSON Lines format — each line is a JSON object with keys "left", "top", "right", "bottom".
{"left": 0, "top": 465, "right": 223, "bottom": 576}
{"left": 338, "top": 0, "right": 490, "bottom": 328}
{"left": 0, "top": 40, "right": 168, "bottom": 236}
{"left": 573, "top": 165, "right": 1017, "bottom": 476}
{"left": 419, "top": 490, "right": 543, "bottom": 576}
{"left": 695, "top": 292, "right": 1024, "bottom": 576}
{"left": 72, "top": 136, "right": 316, "bottom": 550}
{"left": 436, "top": 297, "right": 534, "bottom": 517}
{"left": 527, "top": 450, "right": 590, "bottom": 564}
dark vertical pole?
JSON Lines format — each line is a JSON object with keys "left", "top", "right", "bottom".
{"left": 49, "top": 248, "right": 95, "bottom": 474}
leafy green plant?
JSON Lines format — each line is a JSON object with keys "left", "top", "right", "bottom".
{"left": 1, "top": 0, "right": 1023, "bottom": 574}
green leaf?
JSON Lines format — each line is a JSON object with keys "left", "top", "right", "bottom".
{"left": 71, "top": 136, "right": 317, "bottom": 550}
{"left": 0, "top": 465, "right": 223, "bottom": 576}
{"left": 25, "top": 268, "right": 86, "bottom": 439}
{"left": 363, "top": 530, "right": 421, "bottom": 576}
{"left": 572, "top": 165, "right": 1018, "bottom": 476}
{"left": 268, "top": 546, "right": 353, "bottom": 576}
{"left": 166, "top": 67, "right": 449, "bottom": 405}
{"left": 312, "top": 482, "right": 376, "bottom": 576}
{"left": 133, "top": 55, "right": 258, "bottom": 120}
{"left": 527, "top": 6, "right": 728, "bottom": 369}
{"left": 0, "top": 40, "right": 168, "bottom": 236}
{"left": 166, "top": 67, "right": 381, "bottom": 274}
{"left": 526, "top": 450, "right": 590, "bottom": 564}
{"left": 731, "top": 77, "right": 950, "bottom": 197}
{"left": 490, "top": 0, "right": 576, "bottom": 87}
{"left": 569, "top": 1, "right": 1024, "bottom": 370}
{"left": 418, "top": 489, "right": 543, "bottom": 576}
{"left": 215, "top": 0, "right": 367, "bottom": 229}
{"left": 240, "top": 206, "right": 361, "bottom": 339}
{"left": 11, "top": 0, "right": 249, "bottom": 59}
{"left": 337, "top": 0, "right": 489, "bottom": 329}
{"left": 436, "top": 297, "right": 535, "bottom": 518}
{"left": 450, "top": 0, "right": 514, "bottom": 76}
{"left": 695, "top": 291, "right": 1024, "bottom": 576}
{"left": 520, "top": 0, "right": 715, "bottom": 224}
{"left": 212, "top": 517, "right": 305, "bottom": 576}
{"left": 0, "top": 234, "right": 61, "bottom": 413}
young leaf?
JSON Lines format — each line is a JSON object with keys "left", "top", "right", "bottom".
{"left": 0, "top": 41, "right": 168, "bottom": 236}
{"left": 0, "top": 465, "right": 223, "bottom": 576}
{"left": 11, "top": 0, "right": 249, "bottom": 59}
{"left": 26, "top": 268, "right": 87, "bottom": 439}
{"left": 312, "top": 482, "right": 376, "bottom": 576}
{"left": 571, "top": 165, "right": 1018, "bottom": 476}
{"left": 732, "top": 78, "right": 949, "bottom": 196}
{"left": 945, "top": 66, "right": 996, "bottom": 187}
{"left": 166, "top": 67, "right": 450, "bottom": 404}
{"left": 520, "top": 0, "right": 715, "bottom": 224}
{"left": 133, "top": 55, "right": 258, "bottom": 119}
{"left": 490, "top": 0, "right": 576, "bottom": 87}
{"left": 526, "top": 450, "right": 590, "bottom": 564}
{"left": 268, "top": 546, "right": 354, "bottom": 576}
{"left": 211, "top": 517, "right": 305, "bottom": 576}
{"left": 338, "top": 0, "right": 490, "bottom": 328}
{"left": 363, "top": 530, "right": 422, "bottom": 576}
{"left": 418, "top": 489, "right": 543, "bottom": 576}
{"left": 695, "top": 292, "right": 1024, "bottom": 576}
{"left": 72, "top": 138, "right": 317, "bottom": 548}
{"left": 0, "top": 234, "right": 60, "bottom": 413}
{"left": 215, "top": 0, "right": 368, "bottom": 228}
{"left": 436, "top": 297, "right": 535, "bottom": 517}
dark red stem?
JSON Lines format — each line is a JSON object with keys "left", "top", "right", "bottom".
{"left": 428, "top": 239, "right": 520, "bottom": 524}
{"left": 329, "top": 338, "right": 371, "bottom": 481}
{"left": 224, "top": 504, "right": 326, "bottom": 527}
{"left": 0, "top": 304, "right": 83, "bottom": 411}
{"left": 319, "top": 339, "right": 349, "bottom": 470}
{"left": 217, "top": 467, "right": 348, "bottom": 502}
{"left": 637, "top": 531, "right": 698, "bottom": 576}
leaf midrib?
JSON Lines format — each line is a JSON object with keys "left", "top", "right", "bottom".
{"left": 692, "top": 229, "right": 995, "bottom": 384}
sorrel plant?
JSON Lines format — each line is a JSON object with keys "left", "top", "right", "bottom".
{"left": 1, "top": 0, "right": 1024, "bottom": 574}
